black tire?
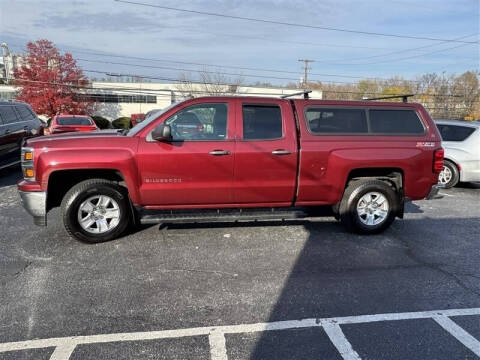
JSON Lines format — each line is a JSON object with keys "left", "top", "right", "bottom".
{"left": 339, "top": 179, "right": 398, "bottom": 234}
{"left": 61, "top": 179, "right": 131, "bottom": 243}
{"left": 439, "top": 160, "right": 459, "bottom": 189}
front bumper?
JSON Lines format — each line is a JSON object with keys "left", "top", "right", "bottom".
{"left": 426, "top": 184, "right": 444, "bottom": 200}
{"left": 18, "top": 191, "right": 47, "bottom": 226}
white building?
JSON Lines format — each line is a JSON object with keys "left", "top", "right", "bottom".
{"left": 88, "top": 81, "right": 322, "bottom": 119}
{"left": 0, "top": 81, "right": 322, "bottom": 119}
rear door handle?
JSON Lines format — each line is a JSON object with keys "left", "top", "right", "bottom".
{"left": 209, "top": 150, "right": 231, "bottom": 156}
{"left": 271, "top": 149, "right": 292, "bottom": 155}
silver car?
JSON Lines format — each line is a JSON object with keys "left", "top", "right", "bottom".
{"left": 435, "top": 120, "right": 480, "bottom": 188}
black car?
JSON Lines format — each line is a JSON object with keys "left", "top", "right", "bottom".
{"left": 0, "top": 101, "right": 44, "bottom": 170}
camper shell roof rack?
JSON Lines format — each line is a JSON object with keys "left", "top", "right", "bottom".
{"left": 363, "top": 94, "right": 414, "bottom": 103}
{"left": 281, "top": 90, "right": 312, "bottom": 100}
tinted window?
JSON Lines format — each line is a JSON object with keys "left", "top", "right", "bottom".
{"left": 437, "top": 124, "right": 476, "bottom": 142}
{"left": 57, "top": 116, "right": 93, "bottom": 126}
{"left": 369, "top": 109, "right": 424, "bottom": 135}
{"left": 15, "top": 105, "right": 36, "bottom": 122}
{"left": 243, "top": 105, "right": 282, "bottom": 140}
{"left": 165, "top": 103, "right": 228, "bottom": 141}
{"left": 0, "top": 106, "right": 20, "bottom": 124}
{"left": 305, "top": 108, "right": 367, "bottom": 134}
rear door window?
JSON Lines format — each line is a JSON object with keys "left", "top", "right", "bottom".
{"left": 15, "top": 105, "right": 36, "bottom": 122}
{"left": 305, "top": 108, "right": 368, "bottom": 134}
{"left": 242, "top": 104, "right": 283, "bottom": 140}
{"left": 0, "top": 106, "right": 20, "bottom": 124}
{"left": 369, "top": 109, "right": 424, "bottom": 135}
{"left": 437, "top": 124, "right": 476, "bottom": 142}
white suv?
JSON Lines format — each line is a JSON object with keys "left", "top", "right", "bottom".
{"left": 435, "top": 120, "right": 480, "bottom": 188}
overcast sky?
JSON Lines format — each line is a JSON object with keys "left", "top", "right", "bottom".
{"left": 1, "top": 0, "right": 478, "bottom": 85}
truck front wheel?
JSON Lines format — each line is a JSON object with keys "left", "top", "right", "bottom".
{"left": 61, "top": 179, "right": 131, "bottom": 243}
{"left": 339, "top": 179, "right": 398, "bottom": 234}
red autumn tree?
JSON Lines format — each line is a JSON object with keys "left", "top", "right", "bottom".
{"left": 14, "top": 39, "right": 94, "bottom": 118}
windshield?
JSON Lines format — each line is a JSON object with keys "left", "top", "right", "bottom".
{"left": 127, "top": 102, "right": 179, "bottom": 136}
{"left": 56, "top": 116, "right": 93, "bottom": 126}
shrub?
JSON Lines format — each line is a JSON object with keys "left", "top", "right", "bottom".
{"left": 92, "top": 116, "right": 111, "bottom": 129}
{"left": 112, "top": 117, "right": 132, "bottom": 129}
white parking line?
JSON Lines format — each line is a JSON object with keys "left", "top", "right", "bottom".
{"left": 433, "top": 315, "right": 480, "bottom": 357}
{"left": 0, "top": 307, "right": 478, "bottom": 360}
{"left": 321, "top": 321, "right": 361, "bottom": 360}
{"left": 209, "top": 329, "right": 228, "bottom": 360}
{"left": 49, "top": 343, "right": 76, "bottom": 360}
{"left": 439, "top": 191, "right": 455, "bottom": 197}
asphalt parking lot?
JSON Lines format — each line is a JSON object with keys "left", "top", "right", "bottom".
{"left": 0, "top": 167, "right": 479, "bottom": 360}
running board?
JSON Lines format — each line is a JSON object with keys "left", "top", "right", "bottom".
{"left": 138, "top": 207, "right": 319, "bottom": 225}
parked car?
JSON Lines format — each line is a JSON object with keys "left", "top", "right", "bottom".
{"left": 18, "top": 96, "right": 443, "bottom": 243}
{"left": 130, "top": 113, "right": 146, "bottom": 127}
{"left": 435, "top": 120, "right": 480, "bottom": 188}
{"left": 46, "top": 114, "right": 98, "bottom": 135}
{"left": 0, "top": 100, "right": 44, "bottom": 170}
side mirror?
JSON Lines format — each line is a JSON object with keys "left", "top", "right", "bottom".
{"left": 152, "top": 124, "right": 172, "bottom": 141}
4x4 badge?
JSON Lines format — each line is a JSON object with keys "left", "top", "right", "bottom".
{"left": 416, "top": 142, "right": 435, "bottom": 147}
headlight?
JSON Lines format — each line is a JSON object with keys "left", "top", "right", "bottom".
{"left": 21, "top": 147, "right": 35, "bottom": 180}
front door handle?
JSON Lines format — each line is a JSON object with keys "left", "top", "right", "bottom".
{"left": 209, "top": 150, "right": 231, "bottom": 156}
{"left": 272, "top": 149, "right": 292, "bottom": 155}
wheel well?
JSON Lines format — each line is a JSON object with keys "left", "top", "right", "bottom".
{"left": 346, "top": 168, "right": 404, "bottom": 192}
{"left": 343, "top": 168, "right": 405, "bottom": 218}
{"left": 46, "top": 169, "right": 126, "bottom": 212}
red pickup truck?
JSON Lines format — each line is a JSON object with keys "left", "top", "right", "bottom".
{"left": 17, "top": 96, "right": 444, "bottom": 243}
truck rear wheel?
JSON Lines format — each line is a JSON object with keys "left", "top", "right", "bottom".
{"left": 339, "top": 179, "right": 398, "bottom": 234}
{"left": 61, "top": 179, "right": 131, "bottom": 243}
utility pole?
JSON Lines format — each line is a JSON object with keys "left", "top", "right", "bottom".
{"left": 298, "top": 59, "right": 315, "bottom": 87}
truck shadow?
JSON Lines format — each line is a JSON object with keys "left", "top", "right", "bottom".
{"left": 152, "top": 215, "right": 480, "bottom": 359}
{"left": 243, "top": 215, "right": 480, "bottom": 359}
{"left": 404, "top": 201, "right": 423, "bottom": 214}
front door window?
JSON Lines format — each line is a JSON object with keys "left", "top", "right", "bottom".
{"left": 165, "top": 103, "right": 228, "bottom": 141}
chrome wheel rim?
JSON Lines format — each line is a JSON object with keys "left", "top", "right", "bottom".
{"left": 356, "top": 192, "right": 389, "bottom": 226}
{"left": 438, "top": 166, "right": 452, "bottom": 185}
{"left": 77, "top": 195, "right": 121, "bottom": 234}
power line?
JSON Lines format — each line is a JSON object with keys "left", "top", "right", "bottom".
{"left": 6, "top": 77, "right": 312, "bottom": 97}
{"left": 327, "top": 33, "right": 478, "bottom": 63}
{"left": 179, "top": 27, "right": 397, "bottom": 51}
{"left": 115, "top": 0, "right": 479, "bottom": 44}
{"left": 337, "top": 41, "right": 479, "bottom": 66}
{"left": 7, "top": 42, "right": 465, "bottom": 84}
{"left": 77, "top": 57, "right": 362, "bottom": 85}
{"left": 8, "top": 76, "right": 477, "bottom": 100}
{"left": 6, "top": 43, "right": 378, "bottom": 81}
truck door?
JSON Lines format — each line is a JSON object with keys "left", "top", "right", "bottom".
{"left": 137, "top": 101, "right": 235, "bottom": 206}
{"left": 233, "top": 99, "right": 298, "bottom": 205}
